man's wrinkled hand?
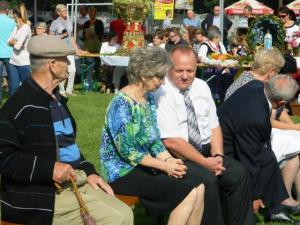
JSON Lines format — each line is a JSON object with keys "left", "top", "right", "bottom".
{"left": 204, "top": 157, "right": 225, "bottom": 176}
{"left": 52, "top": 162, "right": 76, "bottom": 184}
{"left": 253, "top": 199, "right": 265, "bottom": 213}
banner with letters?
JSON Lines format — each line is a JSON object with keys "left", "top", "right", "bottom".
{"left": 154, "top": 0, "right": 174, "bottom": 20}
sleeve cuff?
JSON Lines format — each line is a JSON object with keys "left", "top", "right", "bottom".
{"left": 32, "top": 158, "right": 56, "bottom": 183}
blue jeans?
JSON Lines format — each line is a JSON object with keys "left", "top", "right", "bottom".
{"left": 8, "top": 63, "right": 31, "bottom": 96}
{"left": 85, "top": 58, "right": 95, "bottom": 91}
{"left": 0, "top": 58, "right": 10, "bottom": 101}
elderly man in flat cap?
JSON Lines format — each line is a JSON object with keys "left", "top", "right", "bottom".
{"left": 0, "top": 35, "right": 133, "bottom": 225}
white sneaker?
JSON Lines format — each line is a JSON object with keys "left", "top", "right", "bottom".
{"left": 66, "top": 91, "right": 77, "bottom": 96}
{"left": 60, "top": 91, "right": 67, "bottom": 97}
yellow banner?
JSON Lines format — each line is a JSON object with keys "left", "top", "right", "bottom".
{"left": 154, "top": 0, "right": 174, "bottom": 20}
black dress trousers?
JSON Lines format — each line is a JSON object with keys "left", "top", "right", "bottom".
{"left": 199, "top": 144, "right": 256, "bottom": 225}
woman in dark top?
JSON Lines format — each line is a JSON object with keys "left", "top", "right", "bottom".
{"left": 83, "top": 7, "right": 104, "bottom": 42}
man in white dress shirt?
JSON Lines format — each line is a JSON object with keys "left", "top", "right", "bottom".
{"left": 153, "top": 46, "right": 255, "bottom": 225}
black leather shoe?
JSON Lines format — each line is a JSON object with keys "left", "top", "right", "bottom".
{"left": 282, "top": 203, "right": 300, "bottom": 215}
{"left": 265, "top": 210, "right": 300, "bottom": 224}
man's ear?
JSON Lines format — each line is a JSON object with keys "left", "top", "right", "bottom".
{"left": 49, "top": 59, "right": 56, "bottom": 73}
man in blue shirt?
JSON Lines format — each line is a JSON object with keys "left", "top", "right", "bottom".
{"left": 0, "top": 1, "right": 15, "bottom": 104}
{"left": 182, "top": 10, "right": 200, "bottom": 29}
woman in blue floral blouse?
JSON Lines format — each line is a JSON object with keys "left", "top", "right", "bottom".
{"left": 99, "top": 47, "right": 205, "bottom": 224}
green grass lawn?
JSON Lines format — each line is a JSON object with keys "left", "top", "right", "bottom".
{"left": 1, "top": 89, "right": 300, "bottom": 224}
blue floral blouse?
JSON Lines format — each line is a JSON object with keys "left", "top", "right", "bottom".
{"left": 99, "top": 91, "right": 166, "bottom": 183}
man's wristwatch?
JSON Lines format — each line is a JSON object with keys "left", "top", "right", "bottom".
{"left": 214, "top": 153, "right": 224, "bottom": 158}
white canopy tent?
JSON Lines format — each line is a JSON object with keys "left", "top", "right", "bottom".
{"left": 287, "top": 0, "right": 300, "bottom": 15}
{"left": 225, "top": 0, "right": 274, "bottom": 15}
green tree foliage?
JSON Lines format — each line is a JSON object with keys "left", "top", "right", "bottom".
{"left": 8, "top": 0, "right": 20, "bottom": 9}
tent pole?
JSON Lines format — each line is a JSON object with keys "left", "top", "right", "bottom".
{"left": 34, "top": 0, "right": 37, "bottom": 25}
{"left": 74, "top": 0, "right": 78, "bottom": 41}
{"left": 71, "top": 0, "right": 74, "bottom": 37}
{"left": 220, "top": 0, "right": 224, "bottom": 43}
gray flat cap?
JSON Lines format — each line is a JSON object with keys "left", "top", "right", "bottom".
{"left": 27, "top": 35, "right": 76, "bottom": 57}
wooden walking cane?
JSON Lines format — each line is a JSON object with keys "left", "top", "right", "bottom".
{"left": 70, "top": 177, "right": 97, "bottom": 225}
{"left": 55, "top": 180, "right": 97, "bottom": 225}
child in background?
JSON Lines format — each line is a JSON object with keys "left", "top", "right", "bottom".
{"left": 100, "top": 32, "right": 124, "bottom": 93}
{"left": 192, "top": 28, "right": 207, "bottom": 55}
{"left": 163, "top": 28, "right": 170, "bottom": 44}
{"left": 228, "top": 35, "right": 247, "bottom": 57}
{"left": 34, "top": 22, "right": 48, "bottom": 36}
{"left": 100, "top": 32, "right": 120, "bottom": 54}
{"left": 83, "top": 28, "right": 101, "bottom": 91}
{"left": 148, "top": 30, "right": 165, "bottom": 48}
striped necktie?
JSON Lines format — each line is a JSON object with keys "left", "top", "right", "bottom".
{"left": 181, "top": 89, "right": 202, "bottom": 151}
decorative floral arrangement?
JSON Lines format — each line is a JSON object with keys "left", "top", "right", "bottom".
{"left": 113, "top": 0, "right": 152, "bottom": 23}
{"left": 286, "top": 31, "right": 300, "bottom": 55}
{"left": 247, "top": 15, "right": 286, "bottom": 53}
{"left": 209, "top": 53, "right": 236, "bottom": 60}
{"left": 112, "top": 0, "right": 152, "bottom": 54}
{"left": 207, "top": 53, "right": 239, "bottom": 67}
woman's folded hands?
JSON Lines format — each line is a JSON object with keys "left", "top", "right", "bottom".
{"left": 164, "top": 158, "right": 187, "bottom": 178}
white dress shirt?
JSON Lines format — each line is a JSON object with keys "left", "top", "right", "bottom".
{"left": 153, "top": 76, "right": 219, "bottom": 144}
{"left": 148, "top": 43, "right": 166, "bottom": 48}
{"left": 100, "top": 42, "right": 120, "bottom": 54}
{"left": 212, "top": 15, "right": 220, "bottom": 28}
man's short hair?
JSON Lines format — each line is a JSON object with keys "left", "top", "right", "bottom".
{"left": 169, "top": 27, "right": 179, "bottom": 35}
{"left": 170, "top": 46, "right": 197, "bottom": 64}
{"left": 265, "top": 75, "right": 299, "bottom": 102}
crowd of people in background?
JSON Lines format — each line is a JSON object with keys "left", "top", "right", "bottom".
{"left": 3, "top": 1, "right": 300, "bottom": 225}
{"left": 2, "top": 2, "right": 300, "bottom": 102}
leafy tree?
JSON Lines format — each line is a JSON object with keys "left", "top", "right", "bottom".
{"left": 9, "top": 0, "right": 21, "bottom": 9}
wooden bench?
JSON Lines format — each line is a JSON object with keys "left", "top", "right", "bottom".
{"left": 116, "top": 194, "right": 164, "bottom": 225}
{"left": 1, "top": 221, "right": 21, "bottom": 225}
{"left": 116, "top": 194, "right": 140, "bottom": 207}
{"left": 291, "top": 101, "right": 300, "bottom": 116}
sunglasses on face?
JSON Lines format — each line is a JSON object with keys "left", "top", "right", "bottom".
{"left": 279, "top": 14, "right": 287, "bottom": 18}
